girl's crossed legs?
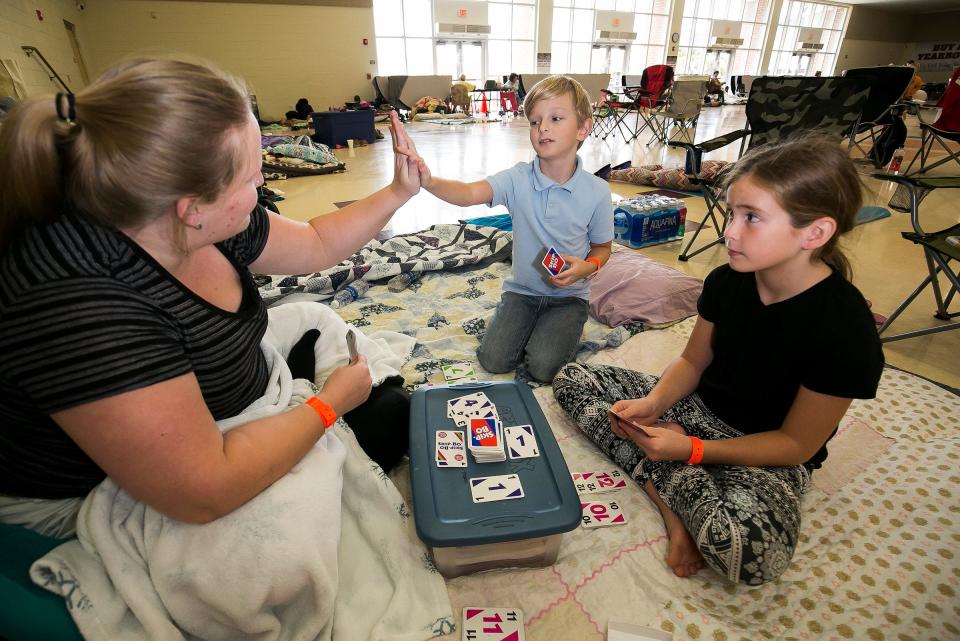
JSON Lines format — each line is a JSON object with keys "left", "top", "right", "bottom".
{"left": 553, "top": 363, "right": 810, "bottom": 585}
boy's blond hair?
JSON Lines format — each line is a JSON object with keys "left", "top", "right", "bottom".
{"left": 523, "top": 75, "right": 593, "bottom": 125}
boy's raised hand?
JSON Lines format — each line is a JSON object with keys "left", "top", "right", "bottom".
{"left": 388, "top": 111, "right": 422, "bottom": 197}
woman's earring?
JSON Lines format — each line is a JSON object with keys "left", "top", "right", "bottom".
{"left": 192, "top": 223, "right": 203, "bottom": 231}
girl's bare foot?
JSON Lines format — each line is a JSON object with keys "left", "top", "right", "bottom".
{"left": 643, "top": 480, "right": 704, "bottom": 578}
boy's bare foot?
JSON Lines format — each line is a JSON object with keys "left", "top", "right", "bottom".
{"left": 643, "top": 479, "right": 704, "bottom": 578}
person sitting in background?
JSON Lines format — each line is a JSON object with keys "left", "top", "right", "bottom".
{"left": 453, "top": 74, "right": 475, "bottom": 94}
{"left": 284, "top": 97, "right": 314, "bottom": 121}
{"left": 705, "top": 71, "right": 725, "bottom": 105}
{"left": 502, "top": 73, "right": 520, "bottom": 92}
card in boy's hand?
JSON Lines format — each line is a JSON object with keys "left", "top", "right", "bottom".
{"left": 541, "top": 246, "right": 566, "bottom": 276}
{"left": 435, "top": 430, "right": 467, "bottom": 468}
{"left": 571, "top": 469, "right": 628, "bottom": 495}
{"left": 580, "top": 499, "right": 627, "bottom": 528}
{"left": 461, "top": 606, "right": 525, "bottom": 641}
{"left": 505, "top": 424, "right": 539, "bottom": 459}
{"left": 470, "top": 474, "right": 524, "bottom": 503}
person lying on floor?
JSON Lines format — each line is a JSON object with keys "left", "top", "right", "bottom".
{"left": 553, "top": 137, "right": 883, "bottom": 585}
{"left": 0, "top": 57, "right": 421, "bottom": 538}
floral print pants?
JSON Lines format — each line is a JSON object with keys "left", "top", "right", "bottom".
{"left": 553, "top": 363, "right": 811, "bottom": 585}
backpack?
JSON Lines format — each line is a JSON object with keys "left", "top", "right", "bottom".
{"left": 868, "top": 117, "right": 907, "bottom": 167}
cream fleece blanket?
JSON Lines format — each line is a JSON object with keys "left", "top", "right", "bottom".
{"left": 30, "top": 302, "right": 453, "bottom": 641}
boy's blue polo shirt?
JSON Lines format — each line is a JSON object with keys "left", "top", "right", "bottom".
{"left": 486, "top": 155, "right": 613, "bottom": 299}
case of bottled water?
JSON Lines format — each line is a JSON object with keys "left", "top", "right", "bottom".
{"left": 612, "top": 195, "right": 687, "bottom": 249}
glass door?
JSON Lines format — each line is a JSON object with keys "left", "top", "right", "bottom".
{"left": 435, "top": 40, "right": 485, "bottom": 85}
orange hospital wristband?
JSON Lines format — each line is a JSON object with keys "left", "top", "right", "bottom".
{"left": 585, "top": 257, "right": 602, "bottom": 272}
{"left": 306, "top": 396, "right": 337, "bottom": 429}
{"left": 686, "top": 436, "right": 704, "bottom": 465}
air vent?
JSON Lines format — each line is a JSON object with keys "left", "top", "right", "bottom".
{"left": 710, "top": 37, "right": 744, "bottom": 48}
{"left": 596, "top": 30, "right": 638, "bottom": 41}
{"left": 799, "top": 42, "right": 824, "bottom": 51}
{"left": 437, "top": 22, "right": 491, "bottom": 35}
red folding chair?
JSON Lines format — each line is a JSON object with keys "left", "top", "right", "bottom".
{"left": 903, "top": 65, "right": 960, "bottom": 174}
{"left": 593, "top": 65, "right": 674, "bottom": 142}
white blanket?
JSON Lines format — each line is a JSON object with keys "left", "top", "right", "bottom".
{"left": 30, "top": 302, "right": 454, "bottom": 641}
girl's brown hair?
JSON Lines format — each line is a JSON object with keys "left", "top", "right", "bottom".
{"left": 0, "top": 58, "right": 251, "bottom": 248}
{"left": 720, "top": 135, "right": 863, "bottom": 280}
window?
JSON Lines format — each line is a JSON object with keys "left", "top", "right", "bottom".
{"left": 373, "top": 0, "right": 537, "bottom": 82}
{"left": 676, "top": 0, "right": 771, "bottom": 78}
{"left": 487, "top": 0, "right": 537, "bottom": 80}
{"left": 768, "top": 1, "right": 848, "bottom": 76}
{"left": 551, "top": 0, "right": 671, "bottom": 80}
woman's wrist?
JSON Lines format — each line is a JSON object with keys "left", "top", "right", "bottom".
{"left": 305, "top": 395, "right": 338, "bottom": 429}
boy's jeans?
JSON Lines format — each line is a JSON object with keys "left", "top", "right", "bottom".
{"left": 477, "top": 291, "right": 589, "bottom": 383}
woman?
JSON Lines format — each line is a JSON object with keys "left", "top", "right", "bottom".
{"left": 0, "top": 57, "right": 423, "bottom": 537}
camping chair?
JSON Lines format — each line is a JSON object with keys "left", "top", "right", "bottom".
{"left": 593, "top": 66, "right": 674, "bottom": 142}
{"left": 647, "top": 79, "right": 705, "bottom": 145}
{"left": 669, "top": 75, "right": 871, "bottom": 261}
{"left": 901, "top": 65, "right": 960, "bottom": 175}
{"left": 872, "top": 173, "right": 960, "bottom": 342}
{"left": 844, "top": 66, "right": 916, "bottom": 167}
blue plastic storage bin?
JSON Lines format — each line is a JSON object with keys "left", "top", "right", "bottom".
{"left": 409, "top": 381, "right": 580, "bottom": 577}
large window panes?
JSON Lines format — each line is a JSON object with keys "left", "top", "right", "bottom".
{"left": 676, "top": 0, "right": 771, "bottom": 78}
{"left": 488, "top": 0, "right": 537, "bottom": 82}
{"left": 373, "top": 0, "right": 536, "bottom": 82}
{"left": 374, "top": 0, "right": 434, "bottom": 76}
{"left": 551, "top": 0, "right": 671, "bottom": 80}
{"left": 768, "top": 1, "right": 848, "bottom": 76}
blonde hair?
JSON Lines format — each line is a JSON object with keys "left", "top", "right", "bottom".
{"left": 720, "top": 135, "right": 863, "bottom": 280}
{"left": 0, "top": 58, "right": 251, "bottom": 248}
{"left": 523, "top": 75, "right": 592, "bottom": 125}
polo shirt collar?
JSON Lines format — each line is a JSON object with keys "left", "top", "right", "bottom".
{"left": 532, "top": 155, "right": 582, "bottom": 193}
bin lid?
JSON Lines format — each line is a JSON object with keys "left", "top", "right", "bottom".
{"left": 409, "top": 381, "right": 581, "bottom": 548}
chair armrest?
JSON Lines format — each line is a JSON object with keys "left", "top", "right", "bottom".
{"left": 669, "top": 128, "right": 749, "bottom": 154}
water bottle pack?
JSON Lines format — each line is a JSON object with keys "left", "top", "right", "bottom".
{"left": 613, "top": 195, "right": 687, "bottom": 249}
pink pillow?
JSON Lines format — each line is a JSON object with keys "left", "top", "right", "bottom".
{"left": 589, "top": 251, "right": 702, "bottom": 326}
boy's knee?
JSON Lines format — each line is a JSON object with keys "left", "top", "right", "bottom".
{"left": 476, "top": 344, "right": 516, "bottom": 374}
{"left": 525, "top": 352, "right": 566, "bottom": 383}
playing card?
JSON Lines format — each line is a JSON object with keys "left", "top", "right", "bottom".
{"left": 345, "top": 329, "right": 358, "bottom": 363}
{"left": 435, "top": 430, "right": 467, "bottom": 468}
{"left": 442, "top": 363, "right": 477, "bottom": 382}
{"left": 470, "top": 474, "right": 524, "bottom": 503}
{"left": 448, "top": 392, "right": 490, "bottom": 418}
{"left": 469, "top": 418, "right": 499, "bottom": 448}
{"left": 571, "top": 470, "right": 628, "bottom": 495}
{"left": 607, "top": 621, "right": 672, "bottom": 641}
{"left": 541, "top": 246, "right": 566, "bottom": 276}
{"left": 462, "top": 607, "right": 525, "bottom": 641}
{"left": 580, "top": 500, "right": 628, "bottom": 528}
{"left": 609, "top": 409, "right": 655, "bottom": 437}
{"left": 505, "top": 424, "right": 539, "bottom": 459}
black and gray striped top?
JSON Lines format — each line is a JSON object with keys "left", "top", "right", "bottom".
{"left": 0, "top": 206, "right": 271, "bottom": 499}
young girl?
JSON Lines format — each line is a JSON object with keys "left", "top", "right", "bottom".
{"left": 552, "top": 137, "right": 884, "bottom": 585}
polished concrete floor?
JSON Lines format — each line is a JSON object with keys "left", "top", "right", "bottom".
{"left": 269, "top": 105, "right": 960, "bottom": 388}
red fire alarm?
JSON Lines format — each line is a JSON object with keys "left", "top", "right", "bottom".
{"left": 363, "top": 38, "right": 368, "bottom": 45}
{"left": 458, "top": 8, "right": 467, "bottom": 17}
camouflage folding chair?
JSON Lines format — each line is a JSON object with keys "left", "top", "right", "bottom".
{"left": 843, "top": 66, "right": 915, "bottom": 167}
{"left": 669, "top": 75, "right": 871, "bottom": 261}
{"left": 873, "top": 174, "right": 960, "bottom": 342}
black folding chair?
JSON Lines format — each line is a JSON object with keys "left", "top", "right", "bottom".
{"left": 873, "top": 174, "right": 960, "bottom": 342}
{"left": 843, "top": 66, "right": 916, "bottom": 167}
{"left": 669, "top": 75, "right": 871, "bottom": 261}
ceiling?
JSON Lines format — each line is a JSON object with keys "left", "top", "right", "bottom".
{"left": 843, "top": 0, "right": 960, "bottom": 13}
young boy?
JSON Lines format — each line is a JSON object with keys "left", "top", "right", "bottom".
{"left": 414, "top": 75, "right": 613, "bottom": 382}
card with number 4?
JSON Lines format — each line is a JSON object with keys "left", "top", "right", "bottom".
{"left": 462, "top": 606, "right": 525, "bottom": 641}
{"left": 580, "top": 500, "right": 627, "bottom": 528}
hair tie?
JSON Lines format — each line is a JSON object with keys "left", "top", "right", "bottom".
{"left": 55, "top": 92, "right": 76, "bottom": 123}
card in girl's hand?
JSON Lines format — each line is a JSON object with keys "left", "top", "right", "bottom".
{"left": 541, "top": 247, "right": 566, "bottom": 276}
{"left": 608, "top": 409, "right": 655, "bottom": 437}
{"left": 580, "top": 500, "right": 627, "bottom": 528}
